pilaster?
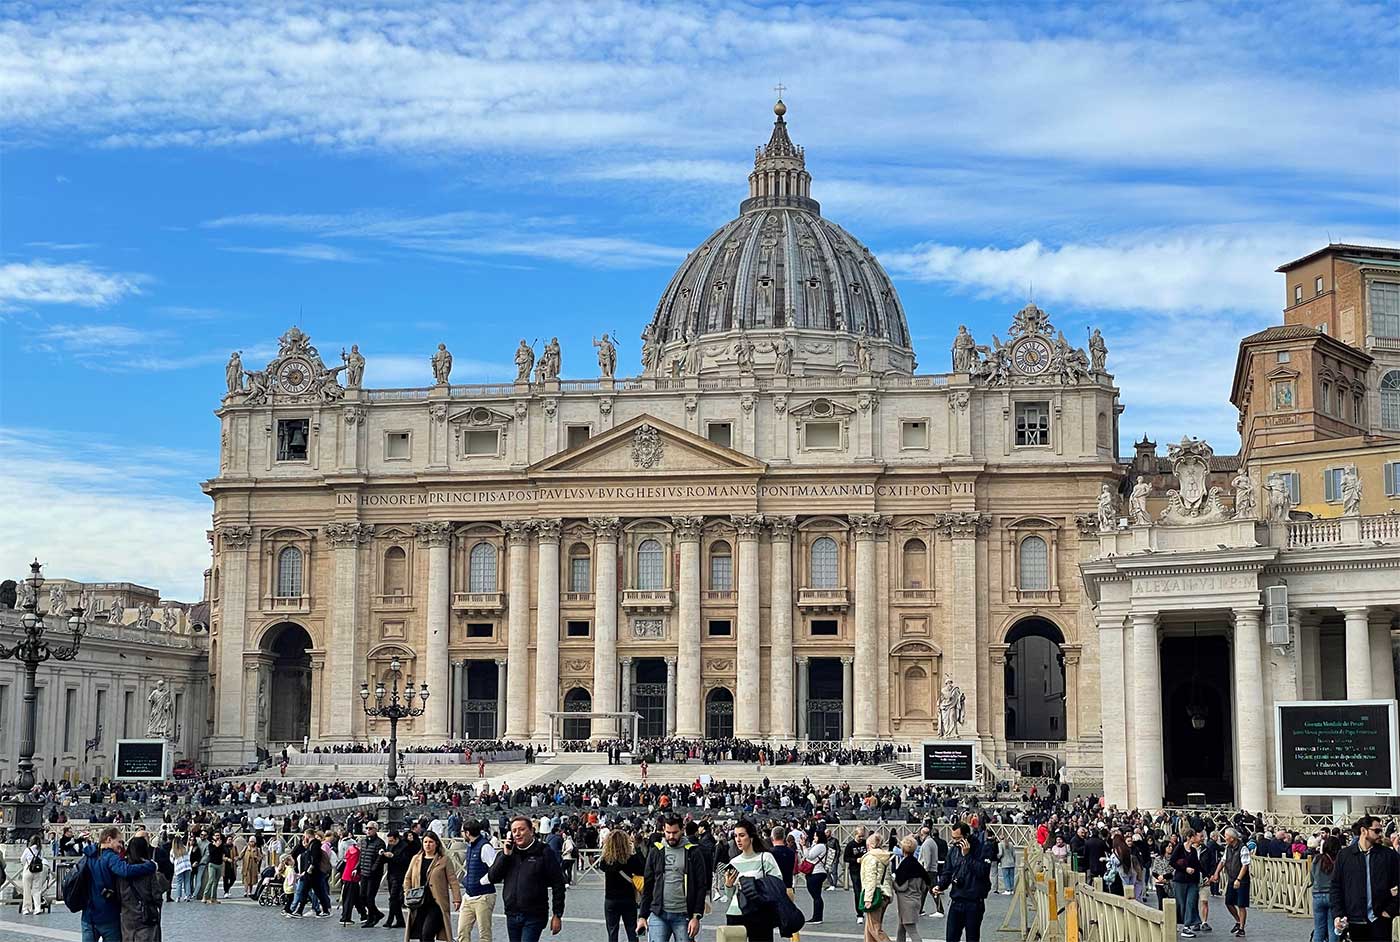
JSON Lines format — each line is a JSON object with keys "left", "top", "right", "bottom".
{"left": 531, "top": 518, "right": 562, "bottom": 742}
{"left": 503, "top": 521, "right": 532, "bottom": 739}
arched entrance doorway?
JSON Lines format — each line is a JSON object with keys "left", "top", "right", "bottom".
{"left": 705, "top": 688, "right": 734, "bottom": 739}
{"left": 562, "top": 687, "right": 591, "bottom": 742}
{"left": 1004, "top": 618, "right": 1066, "bottom": 741}
{"left": 633, "top": 659, "right": 667, "bottom": 739}
{"left": 263, "top": 622, "right": 312, "bottom": 745}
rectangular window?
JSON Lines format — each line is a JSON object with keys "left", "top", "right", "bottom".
{"left": 63, "top": 688, "right": 77, "bottom": 752}
{"left": 566, "top": 425, "right": 591, "bottom": 449}
{"left": 1015, "top": 402, "right": 1051, "bottom": 446}
{"left": 707, "top": 619, "right": 732, "bottom": 637}
{"left": 276, "top": 418, "right": 309, "bottom": 461}
{"left": 900, "top": 420, "right": 928, "bottom": 450}
{"left": 1315, "top": 276, "right": 1324, "bottom": 295}
{"left": 707, "top": 423, "right": 733, "bottom": 448}
{"left": 565, "top": 620, "right": 591, "bottom": 639}
{"left": 0, "top": 684, "right": 8, "bottom": 754}
{"left": 1355, "top": 394, "right": 1365, "bottom": 425}
{"left": 1321, "top": 382, "right": 1332, "bottom": 415}
{"left": 569, "top": 557, "right": 590, "bottom": 594}
{"left": 709, "top": 554, "right": 733, "bottom": 591}
{"left": 1282, "top": 471, "right": 1300, "bottom": 504}
{"left": 1385, "top": 461, "right": 1400, "bottom": 497}
{"left": 385, "top": 431, "right": 411, "bottom": 460}
{"left": 123, "top": 690, "right": 134, "bottom": 739}
{"left": 94, "top": 689, "right": 106, "bottom": 750}
{"left": 464, "top": 430, "right": 499, "bottom": 456}
{"left": 466, "top": 623, "right": 494, "bottom": 639}
{"left": 810, "top": 619, "right": 839, "bottom": 637}
{"left": 1277, "top": 351, "right": 1291, "bottom": 363}
{"left": 804, "top": 421, "right": 840, "bottom": 450}
{"left": 1324, "top": 467, "right": 1344, "bottom": 503}
{"left": 1294, "top": 284, "right": 1303, "bottom": 303}
{"left": 1371, "top": 282, "right": 1400, "bottom": 339}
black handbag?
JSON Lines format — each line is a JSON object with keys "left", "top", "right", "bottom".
{"left": 404, "top": 886, "right": 426, "bottom": 908}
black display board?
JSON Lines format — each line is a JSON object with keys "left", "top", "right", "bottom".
{"left": 115, "top": 740, "right": 167, "bottom": 781}
{"left": 1276, "top": 700, "right": 1398, "bottom": 796}
{"left": 921, "top": 740, "right": 977, "bottom": 785}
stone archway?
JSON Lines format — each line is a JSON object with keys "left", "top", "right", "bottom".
{"left": 1004, "top": 617, "right": 1066, "bottom": 742}
{"left": 561, "top": 687, "right": 591, "bottom": 742}
{"left": 705, "top": 687, "right": 734, "bottom": 739}
{"left": 261, "top": 622, "right": 313, "bottom": 745}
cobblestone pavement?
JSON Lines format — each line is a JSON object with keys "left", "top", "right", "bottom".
{"left": 0, "top": 878, "right": 1312, "bottom": 941}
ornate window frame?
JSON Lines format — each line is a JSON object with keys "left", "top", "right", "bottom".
{"left": 260, "top": 527, "right": 315, "bottom": 613}
{"left": 448, "top": 405, "right": 513, "bottom": 461}
{"left": 1002, "top": 516, "right": 1060, "bottom": 605}
{"left": 374, "top": 526, "right": 416, "bottom": 610}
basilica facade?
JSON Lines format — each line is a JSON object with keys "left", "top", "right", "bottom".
{"left": 203, "top": 102, "right": 1122, "bottom": 782}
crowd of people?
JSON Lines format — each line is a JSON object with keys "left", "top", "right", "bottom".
{"left": 306, "top": 740, "right": 531, "bottom": 757}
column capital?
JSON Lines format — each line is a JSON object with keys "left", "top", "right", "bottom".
{"left": 988, "top": 642, "right": 1009, "bottom": 666}
{"left": 664, "top": 655, "right": 677, "bottom": 669}
{"left": 1233, "top": 607, "right": 1263, "bottom": 625}
{"left": 495, "top": 658, "right": 508, "bottom": 667}
{"left": 731, "top": 513, "right": 766, "bottom": 539}
{"left": 587, "top": 516, "right": 622, "bottom": 541}
{"left": 620, "top": 656, "right": 633, "bottom": 666}
{"left": 850, "top": 513, "right": 890, "bottom": 539}
{"left": 326, "top": 521, "right": 375, "bottom": 547}
{"left": 503, "top": 519, "right": 534, "bottom": 544}
{"left": 1341, "top": 606, "right": 1372, "bottom": 621}
{"left": 795, "top": 655, "right": 809, "bottom": 666}
{"left": 671, "top": 515, "right": 705, "bottom": 541}
{"left": 414, "top": 521, "right": 453, "bottom": 547}
{"left": 840, "top": 655, "right": 854, "bottom": 665}
{"left": 534, "top": 518, "right": 563, "bottom": 543}
{"left": 934, "top": 511, "right": 990, "bottom": 538}
{"left": 768, "top": 515, "right": 798, "bottom": 539}
{"left": 1128, "top": 609, "right": 1159, "bottom": 627}
{"left": 219, "top": 525, "right": 253, "bottom": 549}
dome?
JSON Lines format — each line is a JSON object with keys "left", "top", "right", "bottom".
{"left": 642, "top": 101, "right": 914, "bottom": 377}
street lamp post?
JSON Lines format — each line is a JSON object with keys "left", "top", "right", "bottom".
{"left": 1, "top": 560, "right": 88, "bottom": 840}
{"left": 360, "top": 657, "right": 427, "bottom": 832}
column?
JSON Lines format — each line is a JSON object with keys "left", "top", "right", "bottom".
{"left": 665, "top": 657, "right": 677, "bottom": 735}
{"left": 768, "top": 517, "right": 796, "bottom": 741}
{"left": 672, "top": 516, "right": 704, "bottom": 737}
{"left": 620, "top": 658, "right": 634, "bottom": 714}
{"left": 1130, "top": 610, "right": 1164, "bottom": 808}
{"left": 1371, "top": 616, "right": 1396, "bottom": 703}
{"left": 590, "top": 516, "right": 621, "bottom": 739}
{"left": 211, "top": 526, "right": 252, "bottom": 763}
{"left": 1298, "top": 612, "right": 1319, "bottom": 700}
{"left": 503, "top": 521, "right": 533, "bottom": 740}
{"left": 494, "top": 659, "right": 508, "bottom": 739}
{"left": 733, "top": 514, "right": 764, "bottom": 738}
{"left": 416, "top": 521, "right": 453, "bottom": 739}
{"left": 1098, "top": 615, "right": 1129, "bottom": 809}
{"left": 531, "top": 519, "right": 562, "bottom": 742}
{"left": 451, "top": 661, "right": 465, "bottom": 739}
{"left": 325, "top": 522, "right": 370, "bottom": 739}
{"left": 796, "top": 656, "right": 809, "bottom": 741}
{"left": 1344, "top": 608, "right": 1373, "bottom": 699}
{"left": 841, "top": 657, "right": 854, "bottom": 740}
{"left": 851, "top": 514, "right": 884, "bottom": 740}
{"left": 308, "top": 654, "right": 326, "bottom": 744}
{"left": 1234, "top": 608, "right": 1268, "bottom": 811}
{"left": 988, "top": 644, "right": 1009, "bottom": 767}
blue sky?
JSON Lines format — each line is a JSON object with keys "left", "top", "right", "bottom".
{"left": 2, "top": 0, "right": 1397, "bottom": 598}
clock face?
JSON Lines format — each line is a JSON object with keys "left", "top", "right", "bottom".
{"left": 1012, "top": 337, "right": 1053, "bottom": 375}
{"left": 277, "top": 357, "right": 315, "bottom": 394}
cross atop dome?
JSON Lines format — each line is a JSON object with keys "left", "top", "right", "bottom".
{"left": 743, "top": 95, "right": 818, "bottom": 214}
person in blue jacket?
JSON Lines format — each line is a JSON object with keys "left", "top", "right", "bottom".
{"left": 81, "top": 826, "right": 157, "bottom": 941}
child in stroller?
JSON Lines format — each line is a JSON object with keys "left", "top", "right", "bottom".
{"left": 252, "top": 865, "right": 281, "bottom": 907}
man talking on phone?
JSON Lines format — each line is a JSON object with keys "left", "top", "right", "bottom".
{"left": 488, "top": 816, "right": 566, "bottom": 941}
{"left": 931, "top": 821, "right": 992, "bottom": 942}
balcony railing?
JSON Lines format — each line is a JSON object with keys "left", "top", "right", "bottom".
{"left": 1360, "top": 515, "right": 1400, "bottom": 543}
{"left": 703, "top": 589, "right": 737, "bottom": 603}
{"left": 1286, "top": 514, "right": 1400, "bottom": 548}
{"left": 1287, "top": 518, "right": 1343, "bottom": 548}
{"left": 561, "top": 591, "right": 594, "bottom": 605}
{"left": 373, "top": 592, "right": 414, "bottom": 610}
{"left": 893, "top": 588, "right": 935, "bottom": 603}
{"left": 452, "top": 591, "right": 505, "bottom": 614}
{"left": 262, "top": 595, "right": 310, "bottom": 614}
{"left": 797, "top": 587, "right": 850, "bottom": 611}
{"left": 621, "top": 589, "right": 674, "bottom": 612}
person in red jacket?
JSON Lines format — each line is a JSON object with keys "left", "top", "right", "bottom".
{"left": 338, "top": 842, "right": 366, "bottom": 926}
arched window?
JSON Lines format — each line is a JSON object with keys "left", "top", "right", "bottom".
{"left": 212, "top": 567, "right": 220, "bottom": 600}
{"left": 275, "top": 546, "right": 303, "bottom": 598}
{"left": 568, "top": 543, "right": 591, "bottom": 594}
{"left": 709, "top": 540, "right": 733, "bottom": 591}
{"left": 1382, "top": 370, "right": 1400, "bottom": 431}
{"left": 1018, "top": 536, "right": 1049, "bottom": 591}
{"left": 383, "top": 546, "right": 407, "bottom": 596}
{"left": 902, "top": 538, "right": 928, "bottom": 589}
{"left": 636, "top": 539, "right": 663, "bottom": 590}
{"left": 810, "top": 537, "right": 838, "bottom": 588}
{"left": 468, "top": 543, "right": 498, "bottom": 592}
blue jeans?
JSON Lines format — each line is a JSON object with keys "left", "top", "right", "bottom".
{"left": 1001, "top": 866, "right": 1015, "bottom": 892}
{"left": 506, "top": 911, "right": 547, "bottom": 942}
{"left": 1173, "top": 881, "right": 1200, "bottom": 928}
{"left": 648, "top": 912, "right": 689, "bottom": 942}
{"left": 1312, "top": 892, "right": 1338, "bottom": 942}
{"left": 292, "top": 875, "right": 327, "bottom": 914}
{"left": 173, "top": 871, "right": 193, "bottom": 900}
{"left": 81, "top": 915, "right": 121, "bottom": 941}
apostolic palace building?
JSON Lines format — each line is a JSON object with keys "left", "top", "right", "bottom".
{"left": 195, "top": 101, "right": 1400, "bottom": 812}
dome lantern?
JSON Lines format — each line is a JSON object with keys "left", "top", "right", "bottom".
{"left": 741, "top": 99, "right": 818, "bottom": 215}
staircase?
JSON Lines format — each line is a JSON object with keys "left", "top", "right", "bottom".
{"left": 882, "top": 761, "right": 921, "bottom": 780}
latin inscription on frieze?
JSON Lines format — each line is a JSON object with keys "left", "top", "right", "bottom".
{"left": 340, "top": 480, "right": 974, "bottom": 507}
{"left": 1135, "top": 573, "right": 1254, "bottom": 595}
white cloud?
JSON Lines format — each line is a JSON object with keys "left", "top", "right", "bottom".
{"left": 222, "top": 242, "right": 365, "bottom": 263}
{"left": 0, "top": 428, "right": 211, "bottom": 600}
{"left": 0, "top": 261, "right": 144, "bottom": 309}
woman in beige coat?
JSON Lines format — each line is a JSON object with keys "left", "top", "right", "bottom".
{"left": 402, "top": 831, "right": 460, "bottom": 942}
{"left": 859, "top": 832, "right": 895, "bottom": 942}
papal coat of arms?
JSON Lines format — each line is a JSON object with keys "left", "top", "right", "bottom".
{"left": 1159, "top": 436, "right": 1229, "bottom": 525}
{"left": 631, "top": 425, "right": 664, "bottom": 469}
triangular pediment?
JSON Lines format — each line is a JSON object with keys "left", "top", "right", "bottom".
{"left": 528, "top": 414, "right": 766, "bottom": 476}
{"left": 1264, "top": 365, "right": 1300, "bottom": 382}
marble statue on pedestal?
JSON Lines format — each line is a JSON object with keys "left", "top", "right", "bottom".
{"left": 938, "top": 679, "right": 966, "bottom": 738}
{"left": 431, "top": 343, "right": 453, "bottom": 385}
{"left": 1097, "top": 484, "right": 1119, "bottom": 530}
{"left": 1341, "top": 465, "right": 1362, "bottom": 516}
{"left": 146, "top": 679, "right": 175, "bottom": 741}
{"left": 514, "top": 340, "right": 535, "bottom": 383}
{"left": 1128, "top": 480, "right": 1152, "bottom": 526}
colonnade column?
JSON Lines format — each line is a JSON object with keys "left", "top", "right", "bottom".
{"left": 851, "top": 514, "right": 886, "bottom": 741}
{"left": 1372, "top": 614, "right": 1397, "bottom": 703}
{"left": 1234, "top": 608, "right": 1268, "bottom": 811}
{"left": 325, "top": 521, "right": 372, "bottom": 739}
{"left": 531, "top": 519, "right": 562, "bottom": 742}
{"left": 796, "top": 656, "right": 809, "bottom": 741}
{"left": 590, "top": 516, "right": 621, "bottom": 739}
{"left": 494, "top": 659, "right": 508, "bottom": 739}
{"left": 416, "top": 521, "right": 453, "bottom": 740}
{"left": 503, "top": 521, "right": 533, "bottom": 740}
{"left": 768, "top": 516, "right": 796, "bottom": 741}
{"left": 665, "top": 657, "right": 677, "bottom": 736}
{"left": 733, "top": 514, "right": 765, "bottom": 738}
{"left": 620, "top": 658, "right": 634, "bottom": 715}
{"left": 1344, "top": 608, "right": 1373, "bottom": 699}
{"left": 450, "top": 661, "right": 464, "bottom": 738}
{"left": 1097, "top": 615, "right": 1129, "bottom": 810}
{"left": 1130, "top": 610, "right": 1164, "bottom": 808}
{"left": 841, "top": 657, "right": 854, "bottom": 739}
{"left": 672, "top": 516, "right": 704, "bottom": 737}
{"left": 988, "top": 644, "right": 1009, "bottom": 768}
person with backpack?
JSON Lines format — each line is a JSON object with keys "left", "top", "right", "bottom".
{"left": 20, "top": 833, "right": 47, "bottom": 916}
{"left": 118, "top": 836, "right": 169, "bottom": 942}
{"left": 71, "top": 826, "right": 158, "bottom": 941}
